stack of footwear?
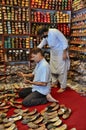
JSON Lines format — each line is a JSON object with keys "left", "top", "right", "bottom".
{"left": 19, "top": 102, "right": 73, "bottom": 130}
{"left": 0, "top": 84, "right": 75, "bottom": 130}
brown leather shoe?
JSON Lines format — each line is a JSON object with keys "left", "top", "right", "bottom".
{"left": 62, "top": 108, "right": 72, "bottom": 119}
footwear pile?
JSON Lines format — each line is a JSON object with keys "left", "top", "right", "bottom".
{"left": 20, "top": 102, "right": 74, "bottom": 130}
{"left": 0, "top": 83, "right": 75, "bottom": 130}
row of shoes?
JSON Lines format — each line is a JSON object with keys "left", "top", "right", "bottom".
{"left": 0, "top": 100, "right": 76, "bottom": 130}
{"left": 0, "top": 64, "right": 33, "bottom": 83}
{"left": 68, "top": 60, "right": 86, "bottom": 87}
{"left": 19, "top": 102, "right": 75, "bottom": 130}
{"left": 0, "top": 83, "right": 30, "bottom": 91}
{"left": 0, "top": 83, "right": 76, "bottom": 130}
{"left": 67, "top": 79, "right": 86, "bottom": 97}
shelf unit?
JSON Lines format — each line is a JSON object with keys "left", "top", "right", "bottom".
{"left": 29, "top": 0, "right": 72, "bottom": 61}
{"left": 0, "top": 0, "right": 31, "bottom": 83}
{"left": 0, "top": 0, "right": 72, "bottom": 83}
{"left": 69, "top": 0, "right": 86, "bottom": 87}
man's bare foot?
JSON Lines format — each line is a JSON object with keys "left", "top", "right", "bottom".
{"left": 57, "top": 88, "right": 66, "bottom": 93}
{"left": 51, "top": 84, "right": 58, "bottom": 88}
{"left": 46, "top": 94, "right": 59, "bottom": 102}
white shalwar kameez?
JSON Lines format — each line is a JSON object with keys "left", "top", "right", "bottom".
{"left": 38, "top": 28, "right": 70, "bottom": 89}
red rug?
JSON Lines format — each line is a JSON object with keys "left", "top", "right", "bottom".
{"left": 7, "top": 87, "right": 86, "bottom": 130}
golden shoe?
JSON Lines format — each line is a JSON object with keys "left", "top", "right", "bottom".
{"left": 49, "top": 116, "right": 59, "bottom": 122}
{"left": 9, "top": 115, "right": 22, "bottom": 122}
{"left": 33, "top": 116, "right": 43, "bottom": 124}
{"left": 27, "top": 109, "right": 37, "bottom": 116}
{"left": 48, "top": 102, "right": 57, "bottom": 108}
{"left": 27, "top": 122, "right": 38, "bottom": 129}
{"left": 44, "top": 112, "right": 58, "bottom": 119}
{"left": 4, "top": 121, "right": 14, "bottom": 128}
{"left": 5, "top": 123, "right": 16, "bottom": 130}
{"left": 54, "top": 124, "right": 67, "bottom": 130}
{"left": 51, "top": 104, "right": 60, "bottom": 111}
{"left": 14, "top": 108, "right": 29, "bottom": 114}
{"left": 53, "top": 119, "right": 62, "bottom": 127}
{"left": 46, "top": 110, "right": 58, "bottom": 116}
{"left": 62, "top": 108, "right": 72, "bottom": 119}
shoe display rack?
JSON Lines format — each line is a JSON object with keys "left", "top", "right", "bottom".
{"left": 69, "top": 0, "right": 86, "bottom": 87}
{"left": 0, "top": 0, "right": 31, "bottom": 83}
{"left": 0, "top": 0, "right": 72, "bottom": 83}
{"left": 29, "top": 0, "right": 72, "bottom": 61}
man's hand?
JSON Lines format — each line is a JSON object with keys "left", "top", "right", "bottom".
{"left": 63, "top": 49, "right": 68, "bottom": 60}
{"left": 17, "top": 72, "right": 24, "bottom": 77}
{"left": 24, "top": 79, "right": 32, "bottom": 84}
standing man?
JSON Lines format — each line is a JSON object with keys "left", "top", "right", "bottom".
{"left": 18, "top": 48, "right": 57, "bottom": 107}
{"left": 37, "top": 26, "right": 70, "bottom": 93}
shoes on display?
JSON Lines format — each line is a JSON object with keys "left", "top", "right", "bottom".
{"left": 62, "top": 108, "right": 72, "bottom": 119}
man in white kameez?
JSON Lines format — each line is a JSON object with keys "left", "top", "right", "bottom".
{"left": 37, "top": 26, "right": 70, "bottom": 93}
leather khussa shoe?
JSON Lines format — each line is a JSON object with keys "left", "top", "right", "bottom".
{"left": 53, "top": 119, "right": 62, "bottom": 127}
{"left": 62, "top": 108, "right": 72, "bottom": 119}
{"left": 9, "top": 115, "right": 22, "bottom": 122}
{"left": 14, "top": 108, "right": 29, "bottom": 114}
{"left": 27, "top": 109, "right": 37, "bottom": 116}
{"left": 54, "top": 124, "right": 67, "bottom": 130}
{"left": 5, "top": 123, "right": 16, "bottom": 130}
{"left": 27, "top": 122, "right": 38, "bottom": 129}
{"left": 33, "top": 116, "right": 43, "bottom": 124}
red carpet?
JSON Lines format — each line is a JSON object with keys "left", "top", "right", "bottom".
{"left": 7, "top": 87, "right": 86, "bottom": 130}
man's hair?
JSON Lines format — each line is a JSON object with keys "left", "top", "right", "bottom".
{"left": 37, "top": 26, "right": 49, "bottom": 36}
{"left": 31, "top": 48, "right": 44, "bottom": 56}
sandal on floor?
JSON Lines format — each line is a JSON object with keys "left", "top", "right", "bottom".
{"left": 27, "top": 109, "right": 38, "bottom": 116}
{"left": 5, "top": 123, "right": 16, "bottom": 130}
{"left": 49, "top": 116, "right": 59, "bottom": 122}
{"left": 4, "top": 121, "right": 14, "bottom": 128}
{"left": 58, "top": 105, "right": 67, "bottom": 115}
{"left": 33, "top": 116, "right": 44, "bottom": 124}
{"left": 14, "top": 108, "right": 29, "bottom": 114}
{"left": 54, "top": 124, "right": 67, "bottom": 130}
{"left": 27, "top": 122, "right": 38, "bottom": 129}
{"left": 53, "top": 119, "right": 62, "bottom": 127}
{"left": 9, "top": 115, "right": 22, "bottom": 122}
{"left": 62, "top": 108, "right": 72, "bottom": 119}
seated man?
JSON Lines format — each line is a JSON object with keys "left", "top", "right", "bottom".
{"left": 18, "top": 48, "right": 57, "bottom": 107}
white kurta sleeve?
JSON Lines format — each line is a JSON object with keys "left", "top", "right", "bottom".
{"left": 37, "top": 38, "right": 47, "bottom": 48}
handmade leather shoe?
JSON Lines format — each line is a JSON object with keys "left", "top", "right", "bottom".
{"left": 49, "top": 116, "right": 59, "bottom": 122}
{"left": 14, "top": 108, "right": 29, "bottom": 114}
{"left": 62, "top": 108, "right": 72, "bottom": 119}
{"left": 0, "top": 113, "right": 7, "bottom": 118}
{"left": 54, "top": 124, "right": 67, "bottom": 130}
{"left": 27, "top": 109, "right": 37, "bottom": 116}
{"left": 51, "top": 104, "right": 60, "bottom": 111}
{"left": 4, "top": 121, "right": 14, "bottom": 128}
{"left": 5, "top": 123, "right": 16, "bottom": 130}
{"left": 43, "top": 112, "right": 58, "bottom": 119}
{"left": 33, "top": 116, "right": 43, "bottom": 124}
{"left": 9, "top": 115, "right": 22, "bottom": 122}
{"left": 48, "top": 102, "right": 57, "bottom": 108}
{"left": 33, "top": 124, "right": 46, "bottom": 130}
{"left": 53, "top": 119, "right": 62, "bottom": 127}
{"left": 27, "top": 122, "right": 38, "bottom": 129}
